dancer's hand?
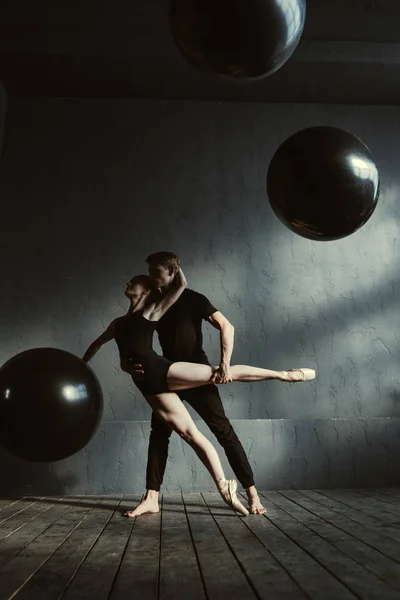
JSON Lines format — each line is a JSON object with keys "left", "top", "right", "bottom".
{"left": 211, "top": 363, "right": 233, "bottom": 384}
{"left": 121, "top": 360, "right": 144, "bottom": 379}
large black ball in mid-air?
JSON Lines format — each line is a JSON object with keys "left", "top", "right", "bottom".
{"left": 267, "top": 126, "right": 380, "bottom": 241}
{"left": 169, "top": 0, "right": 306, "bottom": 81}
{"left": 0, "top": 348, "right": 103, "bottom": 462}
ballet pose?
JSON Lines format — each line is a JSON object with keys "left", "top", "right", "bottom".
{"left": 83, "top": 267, "right": 315, "bottom": 517}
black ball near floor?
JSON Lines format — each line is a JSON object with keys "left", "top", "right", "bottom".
{"left": 0, "top": 348, "right": 103, "bottom": 462}
{"left": 266, "top": 126, "right": 380, "bottom": 241}
{"left": 168, "top": 0, "right": 306, "bottom": 81}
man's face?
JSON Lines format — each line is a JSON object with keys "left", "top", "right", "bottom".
{"left": 148, "top": 263, "right": 175, "bottom": 289}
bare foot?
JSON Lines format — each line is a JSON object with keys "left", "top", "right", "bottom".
{"left": 124, "top": 496, "right": 160, "bottom": 518}
{"left": 284, "top": 368, "right": 316, "bottom": 382}
{"left": 246, "top": 488, "right": 267, "bottom": 515}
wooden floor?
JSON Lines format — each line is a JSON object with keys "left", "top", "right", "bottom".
{"left": 1, "top": 490, "right": 400, "bottom": 599}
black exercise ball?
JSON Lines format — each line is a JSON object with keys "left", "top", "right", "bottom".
{"left": 0, "top": 348, "right": 103, "bottom": 462}
{"left": 169, "top": 0, "right": 306, "bottom": 81}
{"left": 267, "top": 126, "right": 380, "bottom": 241}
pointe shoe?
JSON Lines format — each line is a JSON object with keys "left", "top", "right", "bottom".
{"left": 288, "top": 368, "right": 316, "bottom": 382}
{"left": 217, "top": 479, "right": 249, "bottom": 517}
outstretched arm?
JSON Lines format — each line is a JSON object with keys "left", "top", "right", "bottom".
{"left": 151, "top": 267, "right": 187, "bottom": 319}
{"left": 82, "top": 319, "right": 118, "bottom": 363}
{"left": 207, "top": 311, "right": 235, "bottom": 383}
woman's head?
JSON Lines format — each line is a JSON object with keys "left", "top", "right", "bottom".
{"left": 124, "top": 274, "right": 153, "bottom": 298}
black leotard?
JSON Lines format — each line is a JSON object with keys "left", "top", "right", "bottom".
{"left": 114, "top": 312, "right": 172, "bottom": 396}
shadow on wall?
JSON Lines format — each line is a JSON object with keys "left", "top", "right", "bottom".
{"left": 200, "top": 264, "right": 400, "bottom": 421}
{"left": 2, "top": 416, "right": 400, "bottom": 495}
{"left": 1, "top": 239, "right": 399, "bottom": 419}
{"left": 1, "top": 98, "right": 400, "bottom": 493}
{"left": 0, "top": 99, "right": 399, "bottom": 424}
{"left": 209, "top": 177, "right": 399, "bottom": 417}
{"left": 251, "top": 418, "right": 400, "bottom": 490}
{"left": 1, "top": 233, "right": 399, "bottom": 423}
{"left": 0, "top": 446, "right": 78, "bottom": 496}
{"left": 390, "top": 392, "right": 400, "bottom": 417}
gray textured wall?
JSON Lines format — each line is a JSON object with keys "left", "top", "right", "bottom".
{"left": 0, "top": 80, "right": 6, "bottom": 157}
{"left": 1, "top": 98, "right": 400, "bottom": 493}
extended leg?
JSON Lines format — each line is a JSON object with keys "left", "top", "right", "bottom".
{"left": 144, "top": 391, "right": 248, "bottom": 516}
{"left": 167, "top": 362, "right": 315, "bottom": 391}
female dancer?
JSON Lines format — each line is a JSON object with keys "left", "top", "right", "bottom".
{"left": 83, "top": 268, "right": 315, "bottom": 516}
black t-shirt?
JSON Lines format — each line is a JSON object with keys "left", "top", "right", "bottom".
{"left": 157, "top": 288, "right": 217, "bottom": 364}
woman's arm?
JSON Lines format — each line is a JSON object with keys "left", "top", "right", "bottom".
{"left": 150, "top": 267, "right": 187, "bottom": 320}
{"left": 82, "top": 319, "right": 118, "bottom": 363}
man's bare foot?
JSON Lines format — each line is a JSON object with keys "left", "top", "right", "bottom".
{"left": 124, "top": 493, "right": 160, "bottom": 518}
{"left": 283, "top": 368, "right": 316, "bottom": 382}
{"left": 246, "top": 486, "right": 267, "bottom": 515}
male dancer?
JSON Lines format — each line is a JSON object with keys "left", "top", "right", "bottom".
{"left": 127, "top": 251, "right": 266, "bottom": 516}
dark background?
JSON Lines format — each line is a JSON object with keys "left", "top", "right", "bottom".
{"left": 0, "top": 0, "right": 399, "bottom": 494}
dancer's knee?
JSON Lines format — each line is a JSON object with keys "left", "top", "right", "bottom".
{"left": 175, "top": 424, "right": 200, "bottom": 445}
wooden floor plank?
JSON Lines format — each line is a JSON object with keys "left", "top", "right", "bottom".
{"left": 299, "top": 490, "right": 384, "bottom": 527}
{"left": 350, "top": 490, "right": 400, "bottom": 519}
{"left": 0, "top": 498, "right": 65, "bottom": 541}
{"left": 278, "top": 490, "right": 400, "bottom": 592}
{"left": 0, "top": 496, "right": 106, "bottom": 600}
{"left": 316, "top": 490, "right": 400, "bottom": 522}
{"left": 108, "top": 496, "right": 160, "bottom": 600}
{"left": 159, "top": 493, "right": 206, "bottom": 600}
{"left": 0, "top": 491, "right": 400, "bottom": 600}
{"left": 375, "top": 489, "right": 400, "bottom": 498}
{"left": 0, "top": 498, "right": 45, "bottom": 529}
{"left": 300, "top": 490, "right": 400, "bottom": 546}
{"left": 10, "top": 496, "right": 120, "bottom": 600}
{"left": 261, "top": 491, "right": 400, "bottom": 600}
{"left": 204, "top": 492, "right": 314, "bottom": 600}
{"left": 183, "top": 492, "right": 257, "bottom": 600}
{"left": 18, "top": 495, "right": 129, "bottom": 600}
{"left": 0, "top": 497, "right": 73, "bottom": 570}
{"left": 0, "top": 499, "right": 26, "bottom": 511}
{"left": 355, "top": 489, "right": 400, "bottom": 510}
{"left": 237, "top": 492, "right": 357, "bottom": 600}
{"left": 289, "top": 490, "right": 400, "bottom": 561}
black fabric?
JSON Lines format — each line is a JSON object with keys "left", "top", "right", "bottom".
{"left": 118, "top": 290, "right": 255, "bottom": 490}
{"left": 114, "top": 313, "right": 172, "bottom": 395}
{"left": 157, "top": 289, "right": 217, "bottom": 363}
{"left": 146, "top": 384, "right": 255, "bottom": 490}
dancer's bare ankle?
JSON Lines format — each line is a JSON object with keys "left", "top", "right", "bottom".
{"left": 124, "top": 490, "right": 160, "bottom": 518}
{"left": 246, "top": 485, "right": 258, "bottom": 498}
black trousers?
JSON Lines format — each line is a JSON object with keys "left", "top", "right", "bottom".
{"left": 146, "top": 384, "right": 255, "bottom": 491}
